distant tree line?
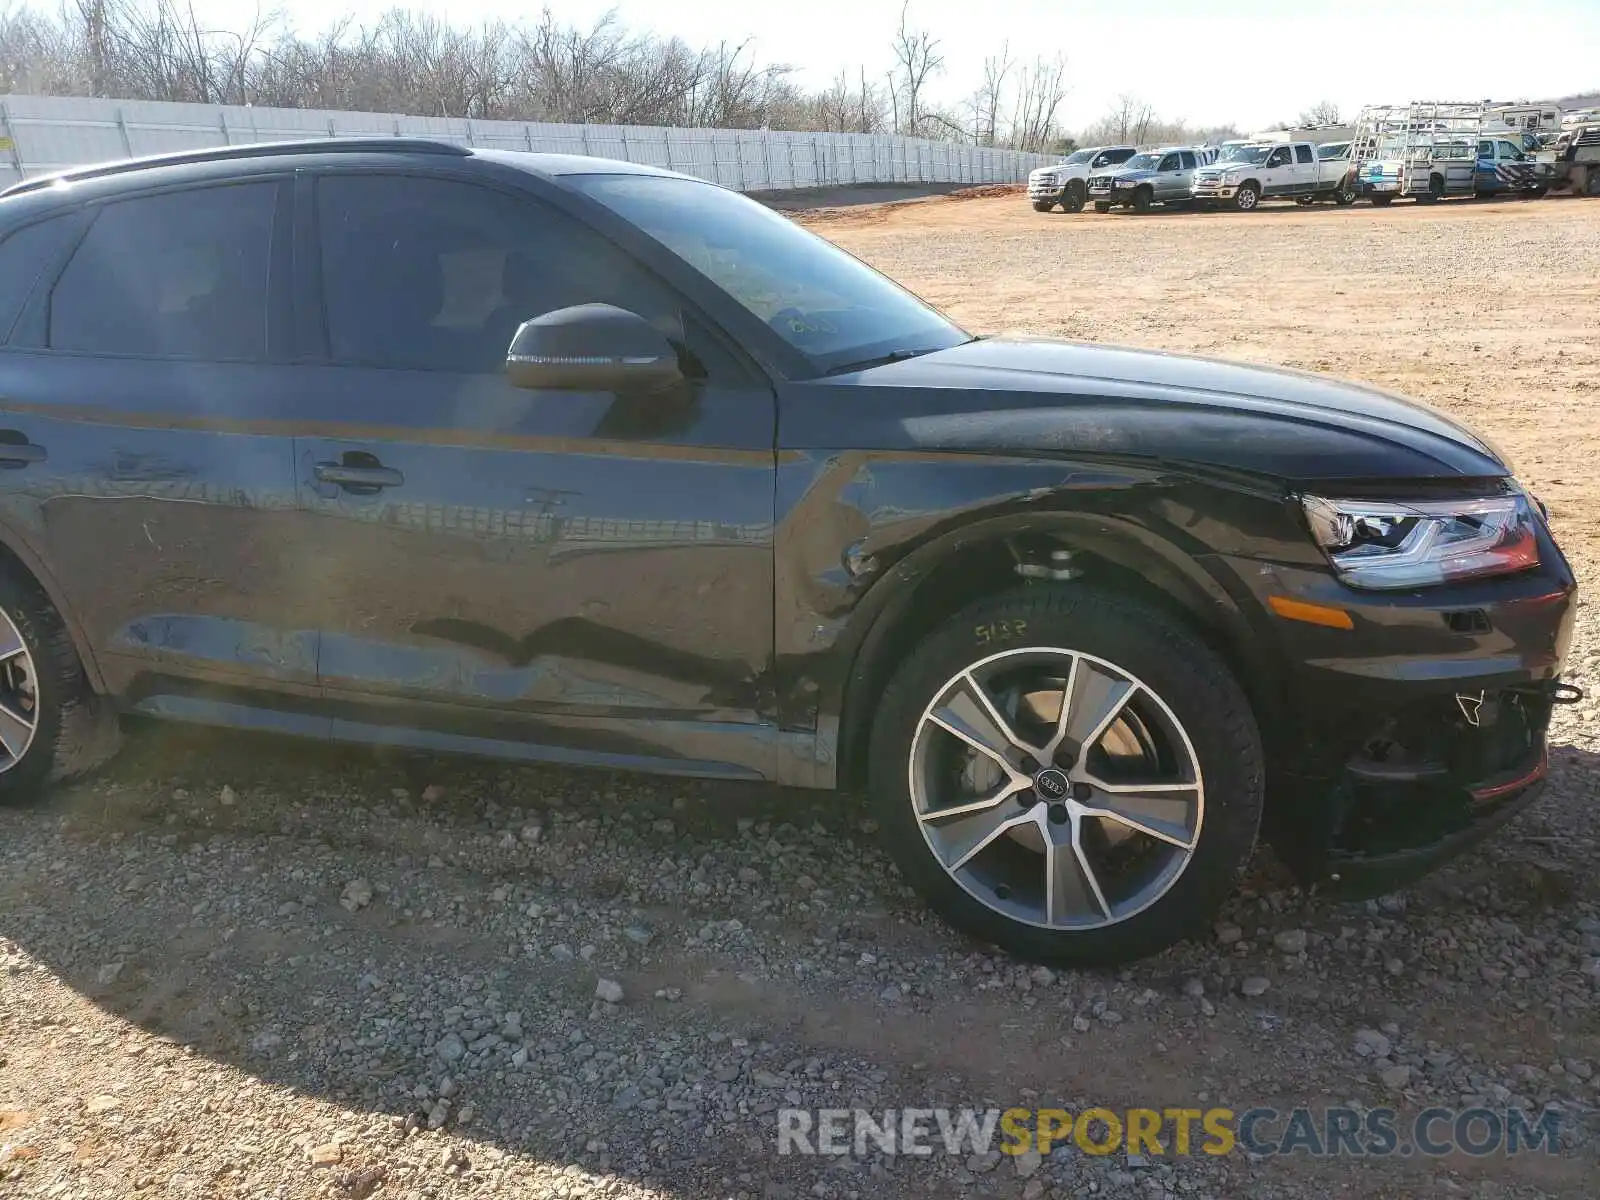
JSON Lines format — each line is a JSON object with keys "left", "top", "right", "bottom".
{"left": 0, "top": 1, "right": 1084, "bottom": 151}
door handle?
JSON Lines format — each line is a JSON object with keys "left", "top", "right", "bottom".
{"left": 314, "top": 462, "right": 404, "bottom": 491}
{"left": 0, "top": 436, "right": 46, "bottom": 466}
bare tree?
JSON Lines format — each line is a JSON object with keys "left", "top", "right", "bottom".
{"left": 809, "top": 66, "right": 886, "bottom": 133}
{"left": 968, "top": 42, "right": 1011, "bottom": 145}
{"left": 1296, "top": 99, "right": 1342, "bottom": 126}
{"left": 1008, "top": 53, "right": 1067, "bottom": 152}
{"left": 888, "top": 1, "right": 942, "bottom": 136}
{"left": 1082, "top": 93, "right": 1156, "bottom": 145}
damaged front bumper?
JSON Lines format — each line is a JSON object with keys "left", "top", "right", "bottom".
{"left": 1220, "top": 541, "right": 1579, "bottom": 898}
{"left": 1285, "top": 681, "right": 1580, "bottom": 898}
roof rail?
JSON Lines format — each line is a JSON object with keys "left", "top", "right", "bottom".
{"left": 1, "top": 136, "right": 472, "bottom": 198}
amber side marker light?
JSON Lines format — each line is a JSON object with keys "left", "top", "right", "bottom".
{"left": 1268, "top": 595, "right": 1355, "bottom": 629}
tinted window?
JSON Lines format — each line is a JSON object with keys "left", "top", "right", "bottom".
{"left": 0, "top": 214, "right": 76, "bottom": 343}
{"left": 1158, "top": 154, "right": 1179, "bottom": 171}
{"left": 573, "top": 174, "right": 967, "bottom": 374}
{"left": 1498, "top": 141, "right": 1523, "bottom": 159}
{"left": 1478, "top": 141, "right": 1494, "bottom": 157}
{"left": 50, "top": 184, "right": 275, "bottom": 360}
{"left": 1180, "top": 152, "right": 1196, "bottom": 169}
{"left": 1295, "top": 145, "right": 1315, "bottom": 164}
{"left": 1266, "top": 147, "right": 1291, "bottom": 167}
{"left": 318, "top": 175, "right": 683, "bottom": 374}
{"left": 1107, "top": 149, "right": 1137, "bottom": 165}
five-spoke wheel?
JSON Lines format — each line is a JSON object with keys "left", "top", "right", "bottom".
{"left": 909, "top": 648, "right": 1203, "bottom": 932}
{"left": 870, "top": 586, "right": 1263, "bottom": 966}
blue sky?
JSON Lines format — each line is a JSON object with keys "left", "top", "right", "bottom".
{"left": 210, "top": 0, "right": 1599, "bottom": 132}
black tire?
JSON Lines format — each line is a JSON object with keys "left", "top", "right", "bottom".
{"left": 1132, "top": 186, "right": 1153, "bottom": 213}
{"left": 1031, "top": 199, "right": 1054, "bottom": 213}
{"left": 867, "top": 585, "right": 1264, "bottom": 966}
{"left": 1062, "top": 180, "right": 1087, "bottom": 213}
{"left": 1334, "top": 177, "right": 1358, "bottom": 206}
{"left": 1093, "top": 201, "right": 1111, "bottom": 214}
{"left": 1232, "top": 182, "right": 1261, "bottom": 212}
{"left": 1370, "top": 194, "right": 1394, "bottom": 207}
{"left": 0, "top": 564, "right": 122, "bottom": 806}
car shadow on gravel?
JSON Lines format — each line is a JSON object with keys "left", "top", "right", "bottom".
{"left": 4, "top": 720, "right": 1600, "bottom": 1198}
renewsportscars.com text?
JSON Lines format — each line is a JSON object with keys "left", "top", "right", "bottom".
{"left": 777, "top": 1105, "right": 1561, "bottom": 1159}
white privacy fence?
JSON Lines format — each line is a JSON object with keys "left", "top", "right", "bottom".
{"left": 0, "top": 93, "right": 1054, "bottom": 192}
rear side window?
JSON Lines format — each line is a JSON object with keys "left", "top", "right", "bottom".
{"left": 1180, "top": 152, "right": 1196, "bottom": 169}
{"left": 1295, "top": 145, "right": 1315, "bottom": 164}
{"left": 49, "top": 183, "right": 276, "bottom": 360}
{"left": 0, "top": 214, "right": 76, "bottom": 344}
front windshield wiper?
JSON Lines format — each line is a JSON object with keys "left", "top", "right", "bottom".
{"left": 824, "top": 348, "right": 932, "bottom": 375}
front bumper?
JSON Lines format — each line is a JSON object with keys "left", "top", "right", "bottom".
{"left": 1028, "top": 182, "right": 1066, "bottom": 201}
{"left": 1215, "top": 533, "right": 1578, "bottom": 896}
{"left": 1191, "top": 181, "right": 1237, "bottom": 199}
{"left": 1091, "top": 184, "right": 1143, "bottom": 201}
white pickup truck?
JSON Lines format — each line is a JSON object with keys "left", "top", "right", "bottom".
{"left": 1027, "top": 145, "right": 1138, "bottom": 213}
{"left": 1190, "top": 140, "right": 1357, "bottom": 210}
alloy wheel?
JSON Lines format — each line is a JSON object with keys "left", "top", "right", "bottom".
{"left": 907, "top": 647, "right": 1204, "bottom": 931}
{"left": 0, "top": 606, "right": 38, "bottom": 773}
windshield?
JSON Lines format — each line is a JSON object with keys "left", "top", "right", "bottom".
{"left": 1060, "top": 149, "right": 1096, "bottom": 165}
{"left": 1219, "top": 145, "right": 1270, "bottom": 164}
{"left": 572, "top": 174, "right": 968, "bottom": 373}
{"left": 1119, "top": 153, "right": 1161, "bottom": 171}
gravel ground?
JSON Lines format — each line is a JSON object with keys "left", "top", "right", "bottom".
{"left": 3, "top": 195, "right": 1599, "bottom": 1200}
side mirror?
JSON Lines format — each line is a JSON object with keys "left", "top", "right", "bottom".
{"left": 506, "top": 303, "right": 683, "bottom": 392}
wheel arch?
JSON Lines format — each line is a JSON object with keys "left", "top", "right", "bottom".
{"left": 0, "top": 516, "right": 106, "bottom": 694}
{"left": 830, "top": 510, "right": 1281, "bottom": 792}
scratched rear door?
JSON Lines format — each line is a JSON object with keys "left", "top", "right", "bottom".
{"left": 0, "top": 176, "right": 320, "bottom": 711}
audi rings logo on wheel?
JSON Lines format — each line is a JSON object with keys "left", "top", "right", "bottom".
{"left": 1033, "top": 768, "right": 1070, "bottom": 799}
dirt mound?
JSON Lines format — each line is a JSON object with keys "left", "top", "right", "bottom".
{"left": 947, "top": 183, "right": 1024, "bottom": 199}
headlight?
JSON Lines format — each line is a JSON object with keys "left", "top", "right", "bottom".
{"left": 1301, "top": 493, "right": 1540, "bottom": 590}
{"left": 1221, "top": 170, "right": 1244, "bottom": 181}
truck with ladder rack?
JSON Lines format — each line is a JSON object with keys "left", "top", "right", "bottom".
{"left": 1351, "top": 102, "right": 1561, "bottom": 204}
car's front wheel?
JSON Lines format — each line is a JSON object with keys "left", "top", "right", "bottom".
{"left": 1031, "top": 199, "right": 1055, "bottom": 213}
{"left": 1062, "top": 180, "right": 1087, "bottom": 213}
{"left": 0, "top": 564, "right": 122, "bottom": 806}
{"left": 1232, "top": 182, "right": 1261, "bottom": 211}
{"left": 869, "top": 586, "right": 1263, "bottom": 966}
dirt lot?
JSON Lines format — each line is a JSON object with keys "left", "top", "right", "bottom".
{"left": 2, "top": 195, "right": 1599, "bottom": 1200}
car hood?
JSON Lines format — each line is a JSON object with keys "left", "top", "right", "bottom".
{"left": 797, "top": 336, "right": 1509, "bottom": 481}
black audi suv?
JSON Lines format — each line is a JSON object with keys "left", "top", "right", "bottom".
{"left": 0, "top": 139, "right": 1579, "bottom": 964}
